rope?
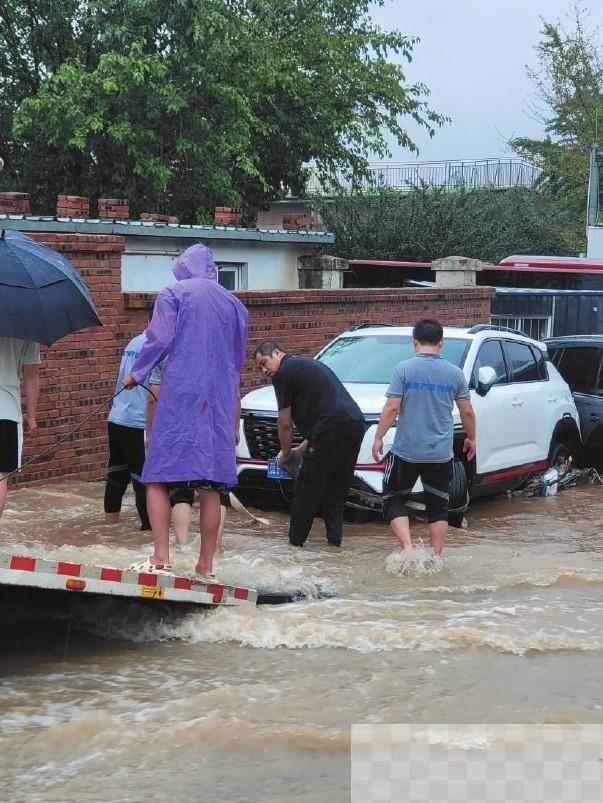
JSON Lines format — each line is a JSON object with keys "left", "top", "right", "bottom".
{"left": 2, "top": 384, "right": 157, "bottom": 484}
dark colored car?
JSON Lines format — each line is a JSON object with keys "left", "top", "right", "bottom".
{"left": 546, "top": 336, "right": 603, "bottom": 468}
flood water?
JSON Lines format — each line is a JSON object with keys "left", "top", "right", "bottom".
{"left": 1, "top": 481, "right": 603, "bottom": 802}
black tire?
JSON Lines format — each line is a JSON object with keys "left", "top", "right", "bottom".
{"left": 256, "top": 589, "right": 334, "bottom": 605}
{"left": 448, "top": 458, "right": 469, "bottom": 511}
{"left": 447, "top": 458, "right": 469, "bottom": 528}
{"left": 547, "top": 435, "right": 578, "bottom": 469}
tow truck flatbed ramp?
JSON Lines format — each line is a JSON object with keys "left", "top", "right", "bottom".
{"left": 0, "top": 552, "right": 257, "bottom": 607}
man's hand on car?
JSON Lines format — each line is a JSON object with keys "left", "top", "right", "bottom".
{"left": 463, "top": 437, "right": 476, "bottom": 461}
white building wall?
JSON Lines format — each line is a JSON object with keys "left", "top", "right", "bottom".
{"left": 121, "top": 235, "right": 311, "bottom": 292}
{"left": 587, "top": 226, "right": 603, "bottom": 259}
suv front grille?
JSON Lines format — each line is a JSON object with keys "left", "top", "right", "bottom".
{"left": 243, "top": 413, "right": 303, "bottom": 460}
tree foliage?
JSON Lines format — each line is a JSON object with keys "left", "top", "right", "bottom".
{"left": 318, "top": 187, "right": 571, "bottom": 264}
{"left": 510, "top": 3, "right": 603, "bottom": 250}
{"left": 0, "top": 0, "right": 446, "bottom": 220}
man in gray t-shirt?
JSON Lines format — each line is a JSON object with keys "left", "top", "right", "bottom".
{"left": 372, "top": 319, "right": 476, "bottom": 556}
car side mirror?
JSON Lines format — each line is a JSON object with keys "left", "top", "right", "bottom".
{"left": 476, "top": 365, "right": 497, "bottom": 396}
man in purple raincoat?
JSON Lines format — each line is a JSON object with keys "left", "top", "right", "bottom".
{"left": 123, "top": 243, "right": 248, "bottom": 580}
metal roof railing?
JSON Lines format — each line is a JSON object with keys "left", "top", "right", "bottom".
{"left": 306, "top": 157, "right": 542, "bottom": 194}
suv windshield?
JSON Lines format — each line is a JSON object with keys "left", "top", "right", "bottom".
{"left": 316, "top": 334, "right": 469, "bottom": 383}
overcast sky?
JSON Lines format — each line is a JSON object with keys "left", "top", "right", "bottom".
{"left": 369, "top": 0, "right": 603, "bottom": 163}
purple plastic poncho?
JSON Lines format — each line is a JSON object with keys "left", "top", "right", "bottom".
{"left": 130, "top": 243, "right": 249, "bottom": 485}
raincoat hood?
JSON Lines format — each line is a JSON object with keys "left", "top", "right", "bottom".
{"left": 172, "top": 243, "right": 218, "bottom": 281}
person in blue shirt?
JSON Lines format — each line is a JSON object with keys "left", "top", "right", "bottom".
{"left": 104, "top": 331, "right": 152, "bottom": 530}
{"left": 372, "top": 318, "right": 476, "bottom": 556}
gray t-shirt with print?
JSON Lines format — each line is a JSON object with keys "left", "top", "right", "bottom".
{"left": 386, "top": 353, "right": 470, "bottom": 463}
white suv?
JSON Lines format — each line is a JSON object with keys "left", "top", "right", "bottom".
{"left": 236, "top": 325, "right": 581, "bottom": 521}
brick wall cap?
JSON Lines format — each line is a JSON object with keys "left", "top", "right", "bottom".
{"left": 298, "top": 254, "right": 349, "bottom": 272}
{"left": 432, "top": 255, "right": 484, "bottom": 272}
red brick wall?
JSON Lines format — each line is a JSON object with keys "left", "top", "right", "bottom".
{"left": 16, "top": 233, "right": 147, "bottom": 486}
{"left": 238, "top": 288, "right": 494, "bottom": 392}
{"left": 14, "top": 234, "right": 493, "bottom": 487}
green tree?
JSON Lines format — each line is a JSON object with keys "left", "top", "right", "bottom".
{"left": 510, "top": 3, "right": 603, "bottom": 251}
{"left": 0, "top": 0, "right": 446, "bottom": 221}
{"left": 318, "top": 186, "right": 571, "bottom": 264}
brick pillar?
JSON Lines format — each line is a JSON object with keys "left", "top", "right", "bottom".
{"left": 297, "top": 254, "right": 349, "bottom": 289}
{"left": 432, "top": 255, "right": 483, "bottom": 288}
{"left": 56, "top": 195, "right": 90, "bottom": 218}
{"left": 98, "top": 198, "right": 129, "bottom": 220}
{"left": 0, "top": 192, "right": 30, "bottom": 215}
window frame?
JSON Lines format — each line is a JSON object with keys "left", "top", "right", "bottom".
{"left": 554, "top": 345, "right": 603, "bottom": 396}
{"left": 529, "top": 344, "right": 549, "bottom": 381}
{"left": 502, "top": 339, "right": 546, "bottom": 385}
{"left": 216, "top": 262, "right": 248, "bottom": 291}
{"left": 491, "top": 314, "right": 552, "bottom": 341}
{"left": 469, "top": 338, "right": 509, "bottom": 389}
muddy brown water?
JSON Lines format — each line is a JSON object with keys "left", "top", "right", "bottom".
{"left": 1, "top": 481, "right": 602, "bottom": 802}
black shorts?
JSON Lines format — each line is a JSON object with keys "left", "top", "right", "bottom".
{"left": 166, "top": 481, "right": 230, "bottom": 507}
{"left": 0, "top": 420, "right": 18, "bottom": 474}
{"left": 382, "top": 454, "right": 452, "bottom": 524}
{"left": 106, "top": 421, "right": 146, "bottom": 482}
{"left": 168, "top": 485, "right": 195, "bottom": 507}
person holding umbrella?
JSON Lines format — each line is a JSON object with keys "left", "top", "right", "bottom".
{"left": 0, "top": 228, "right": 101, "bottom": 513}
{"left": 0, "top": 338, "right": 40, "bottom": 517}
{"left": 0, "top": 229, "right": 100, "bottom": 345}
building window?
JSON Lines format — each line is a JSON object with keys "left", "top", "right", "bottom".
{"left": 491, "top": 315, "right": 551, "bottom": 340}
{"left": 217, "top": 263, "right": 248, "bottom": 291}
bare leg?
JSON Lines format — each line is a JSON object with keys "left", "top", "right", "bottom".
{"left": 195, "top": 490, "right": 221, "bottom": 575}
{"left": 0, "top": 475, "right": 7, "bottom": 518}
{"left": 146, "top": 483, "right": 171, "bottom": 565}
{"left": 104, "top": 511, "right": 120, "bottom": 524}
{"left": 215, "top": 505, "right": 227, "bottom": 552}
{"left": 172, "top": 502, "right": 192, "bottom": 545}
{"left": 428, "top": 520, "right": 448, "bottom": 556}
{"left": 389, "top": 515, "right": 413, "bottom": 556}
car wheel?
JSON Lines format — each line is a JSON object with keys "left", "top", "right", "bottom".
{"left": 547, "top": 436, "right": 577, "bottom": 469}
{"left": 449, "top": 458, "right": 469, "bottom": 510}
{"left": 448, "top": 458, "right": 469, "bottom": 529}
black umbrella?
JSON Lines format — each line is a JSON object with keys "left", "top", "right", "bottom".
{"left": 0, "top": 229, "right": 101, "bottom": 345}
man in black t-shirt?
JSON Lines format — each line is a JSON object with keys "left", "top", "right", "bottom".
{"left": 254, "top": 341, "right": 365, "bottom": 547}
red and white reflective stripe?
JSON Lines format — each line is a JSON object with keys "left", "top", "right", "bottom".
{"left": 478, "top": 460, "right": 548, "bottom": 485}
{"left": 0, "top": 553, "right": 257, "bottom": 606}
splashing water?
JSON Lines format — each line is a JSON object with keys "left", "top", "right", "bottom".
{"left": 384, "top": 541, "right": 444, "bottom": 577}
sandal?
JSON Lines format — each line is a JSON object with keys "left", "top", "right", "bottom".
{"left": 128, "top": 556, "right": 174, "bottom": 575}
{"left": 193, "top": 571, "right": 217, "bottom": 583}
